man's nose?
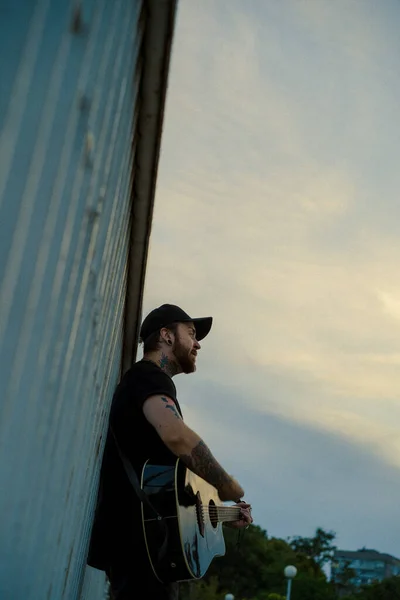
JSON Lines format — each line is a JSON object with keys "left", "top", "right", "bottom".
{"left": 194, "top": 339, "right": 201, "bottom": 350}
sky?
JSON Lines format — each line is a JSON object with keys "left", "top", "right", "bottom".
{"left": 140, "top": 0, "right": 400, "bottom": 561}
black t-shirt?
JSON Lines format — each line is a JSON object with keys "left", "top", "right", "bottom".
{"left": 87, "top": 360, "right": 182, "bottom": 571}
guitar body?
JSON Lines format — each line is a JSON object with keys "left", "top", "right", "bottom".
{"left": 141, "top": 458, "right": 226, "bottom": 583}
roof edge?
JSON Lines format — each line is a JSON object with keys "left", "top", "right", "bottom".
{"left": 334, "top": 549, "right": 400, "bottom": 563}
{"left": 122, "top": 0, "right": 178, "bottom": 374}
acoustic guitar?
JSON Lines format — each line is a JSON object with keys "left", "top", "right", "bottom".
{"left": 141, "top": 458, "right": 242, "bottom": 583}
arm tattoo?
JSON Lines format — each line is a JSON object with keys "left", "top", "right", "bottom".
{"left": 179, "top": 440, "right": 232, "bottom": 491}
{"left": 161, "top": 396, "right": 181, "bottom": 419}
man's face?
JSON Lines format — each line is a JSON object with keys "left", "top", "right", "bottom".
{"left": 172, "top": 322, "right": 201, "bottom": 374}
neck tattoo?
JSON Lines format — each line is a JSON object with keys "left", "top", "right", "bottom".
{"left": 158, "top": 353, "right": 179, "bottom": 377}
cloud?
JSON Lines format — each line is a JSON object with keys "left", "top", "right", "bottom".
{"left": 377, "top": 289, "right": 400, "bottom": 322}
{"left": 142, "top": 0, "right": 400, "bottom": 554}
{"left": 176, "top": 378, "right": 400, "bottom": 556}
{"left": 146, "top": 172, "right": 400, "bottom": 465}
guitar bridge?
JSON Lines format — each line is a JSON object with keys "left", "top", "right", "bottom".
{"left": 195, "top": 491, "right": 205, "bottom": 537}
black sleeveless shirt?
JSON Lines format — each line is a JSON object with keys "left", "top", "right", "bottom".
{"left": 87, "top": 360, "right": 182, "bottom": 571}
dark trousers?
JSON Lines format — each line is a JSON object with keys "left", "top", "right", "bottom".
{"left": 106, "top": 564, "right": 179, "bottom": 600}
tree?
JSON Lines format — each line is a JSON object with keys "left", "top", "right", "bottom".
{"left": 181, "top": 525, "right": 336, "bottom": 600}
{"left": 341, "top": 575, "right": 400, "bottom": 600}
{"left": 291, "top": 576, "right": 337, "bottom": 600}
{"left": 180, "top": 576, "right": 223, "bottom": 600}
{"left": 247, "top": 593, "right": 286, "bottom": 600}
{"left": 204, "top": 526, "right": 299, "bottom": 598}
{"left": 289, "top": 527, "right": 337, "bottom": 569}
{"left": 333, "top": 560, "right": 357, "bottom": 597}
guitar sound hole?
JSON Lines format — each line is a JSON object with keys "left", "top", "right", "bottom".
{"left": 209, "top": 499, "right": 218, "bottom": 529}
{"left": 195, "top": 491, "right": 205, "bottom": 537}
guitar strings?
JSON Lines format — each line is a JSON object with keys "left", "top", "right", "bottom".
{"left": 200, "top": 514, "right": 241, "bottom": 522}
{"left": 201, "top": 506, "right": 240, "bottom": 514}
{"left": 198, "top": 504, "right": 244, "bottom": 517}
{"left": 201, "top": 506, "right": 240, "bottom": 515}
{"left": 200, "top": 509, "right": 241, "bottom": 518}
{"left": 201, "top": 506, "right": 241, "bottom": 511}
{"left": 203, "top": 509, "right": 241, "bottom": 514}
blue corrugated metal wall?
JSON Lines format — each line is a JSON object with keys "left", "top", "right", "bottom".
{"left": 0, "top": 1, "right": 143, "bottom": 598}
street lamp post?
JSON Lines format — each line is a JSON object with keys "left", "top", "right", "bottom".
{"left": 284, "top": 565, "right": 297, "bottom": 600}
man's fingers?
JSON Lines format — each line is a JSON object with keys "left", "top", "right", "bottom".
{"left": 240, "top": 509, "right": 253, "bottom": 523}
{"left": 236, "top": 502, "right": 251, "bottom": 509}
{"left": 232, "top": 501, "right": 254, "bottom": 527}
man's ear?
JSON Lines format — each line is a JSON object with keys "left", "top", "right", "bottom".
{"left": 159, "top": 327, "right": 173, "bottom": 346}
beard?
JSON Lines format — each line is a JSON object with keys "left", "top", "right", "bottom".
{"left": 172, "top": 336, "right": 196, "bottom": 374}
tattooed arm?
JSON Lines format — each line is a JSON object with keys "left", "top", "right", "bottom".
{"left": 177, "top": 439, "right": 245, "bottom": 502}
{"left": 143, "top": 395, "right": 244, "bottom": 502}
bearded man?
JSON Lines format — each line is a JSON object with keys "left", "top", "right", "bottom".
{"left": 87, "top": 304, "right": 252, "bottom": 600}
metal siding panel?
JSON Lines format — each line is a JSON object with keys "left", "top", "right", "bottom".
{"left": 80, "top": 567, "right": 110, "bottom": 600}
{"left": 0, "top": 1, "right": 143, "bottom": 598}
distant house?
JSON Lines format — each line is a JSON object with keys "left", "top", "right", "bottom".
{"left": 331, "top": 548, "right": 400, "bottom": 589}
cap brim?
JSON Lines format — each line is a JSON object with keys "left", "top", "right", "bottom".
{"left": 191, "top": 316, "right": 213, "bottom": 341}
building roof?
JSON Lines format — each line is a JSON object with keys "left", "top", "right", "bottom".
{"left": 334, "top": 549, "right": 400, "bottom": 564}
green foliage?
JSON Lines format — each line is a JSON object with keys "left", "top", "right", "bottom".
{"left": 289, "top": 527, "right": 336, "bottom": 568}
{"left": 176, "top": 526, "right": 400, "bottom": 600}
{"left": 291, "top": 576, "right": 336, "bottom": 600}
{"left": 332, "top": 560, "right": 357, "bottom": 597}
{"left": 181, "top": 525, "right": 335, "bottom": 600}
{"left": 340, "top": 575, "right": 400, "bottom": 600}
{"left": 205, "top": 525, "right": 299, "bottom": 598}
{"left": 180, "top": 576, "right": 223, "bottom": 600}
{"left": 247, "top": 593, "right": 286, "bottom": 600}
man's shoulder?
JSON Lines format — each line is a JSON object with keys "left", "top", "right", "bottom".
{"left": 122, "top": 359, "right": 173, "bottom": 387}
{"left": 113, "top": 360, "right": 176, "bottom": 407}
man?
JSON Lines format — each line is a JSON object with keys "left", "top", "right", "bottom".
{"left": 87, "top": 304, "right": 252, "bottom": 599}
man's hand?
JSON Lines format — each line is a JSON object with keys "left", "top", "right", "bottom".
{"left": 224, "top": 502, "right": 253, "bottom": 529}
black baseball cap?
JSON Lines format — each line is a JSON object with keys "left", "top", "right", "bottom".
{"left": 140, "top": 304, "right": 213, "bottom": 342}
